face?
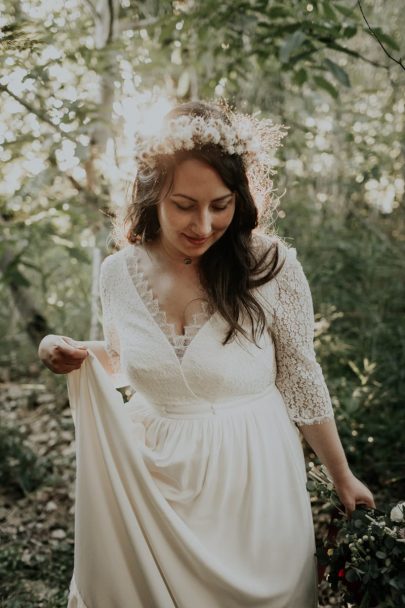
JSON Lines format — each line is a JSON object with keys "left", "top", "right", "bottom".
{"left": 156, "top": 158, "right": 236, "bottom": 262}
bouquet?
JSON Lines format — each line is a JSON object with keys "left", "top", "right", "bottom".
{"left": 307, "top": 465, "right": 405, "bottom": 608}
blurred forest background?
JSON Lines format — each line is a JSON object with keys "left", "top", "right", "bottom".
{"left": 0, "top": 0, "right": 404, "bottom": 606}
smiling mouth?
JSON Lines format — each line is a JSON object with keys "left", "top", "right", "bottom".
{"left": 183, "top": 234, "right": 211, "bottom": 242}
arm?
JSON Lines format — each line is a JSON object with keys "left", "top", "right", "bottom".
{"left": 271, "top": 244, "right": 375, "bottom": 516}
{"left": 299, "top": 419, "right": 375, "bottom": 515}
{"left": 38, "top": 258, "right": 124, "bottom": 384}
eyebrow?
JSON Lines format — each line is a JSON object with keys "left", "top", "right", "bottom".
{"left": 171, "top": 193, "right": 233, "bottom": 203}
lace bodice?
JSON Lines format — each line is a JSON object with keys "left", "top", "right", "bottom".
{"left": 98, "top": 234, "right": 335, "bottom": 427}
{"left": 126, "top": 246, "right": 211, "bottom": 362}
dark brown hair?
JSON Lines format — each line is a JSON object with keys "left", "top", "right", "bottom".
{"left": 114, "top": 101, "right": 286, "bottom": 347}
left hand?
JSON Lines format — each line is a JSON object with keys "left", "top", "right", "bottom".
{"left": 332, "top": 470, "right": 376, "bottom": 518}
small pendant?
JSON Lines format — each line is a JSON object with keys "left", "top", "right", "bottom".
{"left": 184, "top": 257, "right": 192, "bottom": 265}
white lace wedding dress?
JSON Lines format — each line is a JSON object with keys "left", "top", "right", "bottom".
{"left": 66, "top": 233, "right": 334, "bottom": 608}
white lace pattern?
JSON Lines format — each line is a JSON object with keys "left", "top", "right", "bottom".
{"left": 125, "top": 245, "right": 211, "bottom": 362}
{"left": 98, "top": 234, "right": 335, "bottom": 427}
{"left": 264, "top": 239, "right": 335, "bottom": 426}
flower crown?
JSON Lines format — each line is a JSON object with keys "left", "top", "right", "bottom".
{"left": 134, "top": 112, "right": 289, "bottom": 170}
{"left": 134, "top": 105, "right": 290, "bottom": 222}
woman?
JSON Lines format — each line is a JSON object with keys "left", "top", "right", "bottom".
{"left": 38, "top": 101, "right": 375, "bottom": 607}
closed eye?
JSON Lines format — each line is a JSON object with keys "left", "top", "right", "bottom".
{"left": 174, "top": 203, "right": 230, "bottom": 212}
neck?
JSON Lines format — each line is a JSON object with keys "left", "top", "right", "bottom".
{"left": 148, "top": 235, "right": 201, "bottom": 270}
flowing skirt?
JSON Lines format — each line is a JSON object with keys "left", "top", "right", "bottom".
{"left": 66, "top": 351, "right": 318, "bottom": 607}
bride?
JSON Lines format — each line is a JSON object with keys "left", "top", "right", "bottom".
{"left": 38, "top": 100, "right": 375, "bottom": 608}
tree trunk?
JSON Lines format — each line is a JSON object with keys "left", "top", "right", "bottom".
{"left": 87, "top": 0, "right": 120, "bottom": 340}
{"left": 0, "top": 249, "right": 53, "bottom": 347}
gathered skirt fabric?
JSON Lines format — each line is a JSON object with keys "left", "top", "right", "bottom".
{"left": 66, "top": 351, "right": 318, "bottom": 607}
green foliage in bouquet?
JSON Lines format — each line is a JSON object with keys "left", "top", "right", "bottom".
{"left": 307, "top": 465, "right": 405, "bottom": 608}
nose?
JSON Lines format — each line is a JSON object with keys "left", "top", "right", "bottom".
{"left": 191, "top": 209, "right": 213, "bottom": 237}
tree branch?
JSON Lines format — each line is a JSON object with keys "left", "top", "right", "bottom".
{"left": 321, "top": 39, "right": 388, "bottom": 69}
{"left": 290, "top": 41, "right": 388, "bottom": 70}
{"left": 357, "top": 0, "right": 404, "bottom": 71}
{"left": 67, "top": 175, "right": 84, "bottom": 191}
{"left": 0, "top": 83, "right": 76, "bottom": 142}
{"left": 107, "top": 0, "right": 114, "bottom": 44}
{"left": 117, "top": 16, "right": 161, "bottom": 34}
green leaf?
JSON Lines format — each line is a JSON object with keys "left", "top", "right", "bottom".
{"left": 279, "top": 30, "right": 306, "bottom": 64}
{"left": 313, "top": 75, "right": 339, "bottom": 99}
{"left": 345, "top": 568, "right": 359, "bottom": 582}
{"left": 50, "top": 235, "right": 74, "bottom": 248}
{"left": 3, "top": 267, "right": 31, "bottom": 288}
{"left": 324, "top": 58, "right": 351, "bottom": 87}
{"left": 267, "top": 6, "right": 290, "bottom": 19}
{"left": 323, "top": 1, "right": 337, "bottom": 21}
{"left": 293, "top": 67, "right": 307, "bottom": 85}
{"left": 306, "top": 480, "right": 317, "bottom": 492}
{"left": 69, "top": 247, "right": 90, "bottom": 263}
{"left": 384, "top": 536, "right": 396, "bottom": 549}
{"left": 342, "top": 25, "right": 357, "bottom": 39}
{"left": 370, "top": 28, "right": 400, "bottom": 51}
{"left": 376, "top": 551, "right": 387, "bottom": 559}
{"left": 334, "top": 4, "right": 356, "bottom": 18}
{"left": 18, "top": 260, "right": 41, "bottom": 273}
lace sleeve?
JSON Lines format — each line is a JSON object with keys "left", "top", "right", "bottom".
{"left": 271, "top": 244, "right": 335, "bottom": 427}
{"left": 99, "top": 257, "right": 121, "bottom": 377}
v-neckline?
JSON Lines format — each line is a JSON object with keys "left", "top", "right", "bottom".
{"left": 124, "top": 244, "right": 216, "bottom": 367}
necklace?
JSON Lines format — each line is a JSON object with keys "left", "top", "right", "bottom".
{"left": 142, "top": 240, "right": 211, "bottom": 320}
{"left": 145, "top": 240, "right": 195, "bottom": 267}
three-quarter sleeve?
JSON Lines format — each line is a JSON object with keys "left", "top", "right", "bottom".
{"left": 270, "top": 244, "right": 335, "bottom": 427}
{"left": 99, "top": 257, "right": 124, "bottom": 384}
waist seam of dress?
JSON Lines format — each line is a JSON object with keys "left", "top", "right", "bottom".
{"left": 133, "top": 382, "right": 279, "bottom": 419}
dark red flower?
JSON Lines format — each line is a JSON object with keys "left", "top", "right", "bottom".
{"left": 338, "top": 568, "right": 345, "bottom": 578}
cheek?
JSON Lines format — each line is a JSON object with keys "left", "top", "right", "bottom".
{"left": 160, "top": 206, "right": 184, "bottom": 229}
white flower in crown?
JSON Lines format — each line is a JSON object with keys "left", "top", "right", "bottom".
{"left": 246, "top": 140, "right": 261, "bottom": 154}
{"left": 183, "top": 138, "right": 194, "bottom": 150}
{"left": 134, "top": 111, "right": 289, "bottom": 171}
{"left": 204, "top": 125, "right": 221, "bottom": 144}
{"left": 237, "top": 117, "right": 254, "bottom": 140}
{"left": 173, "top": 115, "right": 190, "bottom": 129}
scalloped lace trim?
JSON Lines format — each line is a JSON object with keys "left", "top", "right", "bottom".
{"left": 126, "top": 245, "right": 211, "bottom": 361}
{"left": 293, "top": 413, "right": 335, "bottom": 427}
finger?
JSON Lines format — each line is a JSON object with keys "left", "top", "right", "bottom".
{"left": 50, "top": 354, "right": 87, "bottom": 370}
{"left": 56, "top": 363, "right": 86, "bottom": 374}
{"left": 62, "top": 336, "right": 88, "bottom": 350}
{"left": 356, "top": 494, "right": 376, "bottom": 509}
{"left": 69, "top": 349, "right": 88, "bottom": 360}
{"left": 56, "top": 340, "right": 88, "bottom": 360}
{"left": 63, "top": 361, "right": 86, "bottom": 370}
{"left": 345, "top": 502, "right": 356, "bottom": 518}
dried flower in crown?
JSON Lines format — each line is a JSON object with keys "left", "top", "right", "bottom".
{"left": 134, "top": 111, "right": 289, "bottom": 172}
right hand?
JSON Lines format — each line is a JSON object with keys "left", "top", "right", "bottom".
{"left": 38, "top": 334, "right": 89, "bottom": 374}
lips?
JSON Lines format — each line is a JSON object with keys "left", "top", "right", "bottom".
{"left": 183, "top": 234, "right": 210, "bottom": 244}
